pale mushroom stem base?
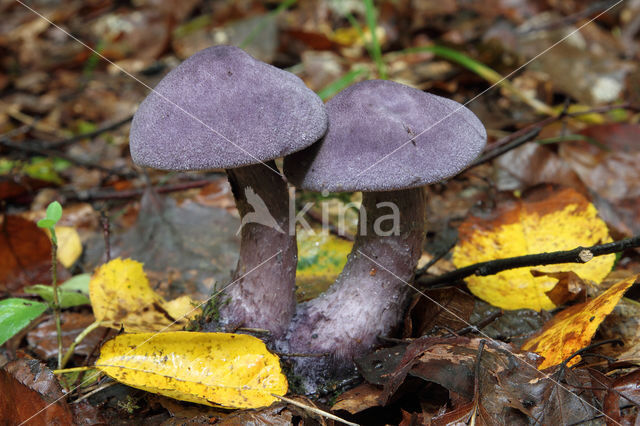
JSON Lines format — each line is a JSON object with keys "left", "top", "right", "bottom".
{"left": 281, "top": 188, "right": 425, "bottom": 388}
{"left": 204, "top": 161, "right": 296, "bottom": 338}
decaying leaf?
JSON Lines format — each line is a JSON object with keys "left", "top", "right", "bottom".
{"left": 95, "top": 332, "right": 287, "bottom": 409}
{"left": 0, "top": 358, "right": 73, "bottom": 425}
{"left": 89, "top": 258, "right": 200, "bottom": 332}
{"left": 452, "top": 187, "right": 615, "bottom": 310}
{"left": 521, "top": 274, "right": 638, "bottom": 369}
{"left": 295, "top": 229, "right": 352, "bottom": 301}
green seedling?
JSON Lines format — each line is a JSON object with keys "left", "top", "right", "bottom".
{"left": 36, "top": 201, "right": 64, "bottom": 368}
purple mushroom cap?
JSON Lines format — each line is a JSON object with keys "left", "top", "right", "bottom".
{"left": 130, "top": 45, "right": 328, "bottom": 170}
{"left": 284, "top": 79, "right": 486, "bottom": 192}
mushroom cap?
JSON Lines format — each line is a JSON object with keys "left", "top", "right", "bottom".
{"left": 284, "top": 79, "right": 486, "bottom": 192}
{"left": 130, "top": 45, "right": 328, "bottom": 170}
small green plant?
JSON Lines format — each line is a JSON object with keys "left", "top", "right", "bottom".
{"left": 37, "top": 201, "right": 64, "bottom": 369}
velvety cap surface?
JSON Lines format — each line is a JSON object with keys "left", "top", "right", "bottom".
{"left": 130, "top": 45, "right": 327, "bottom": 170}
{"left": 284, "top": 80, "right": 486, "bottom": 192}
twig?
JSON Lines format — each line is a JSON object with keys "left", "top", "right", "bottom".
{"left": 466, "top": 102, "right": 639, "bottom": 170}
{"left": 64, "top": 179, "right": 214, "bottom": 202}
{"left": 101, "top": 211, "right": 111, "bottom": 263}
{"left": 416, "top": 235, "right": 640, "bottom": 287}
{"left": 0, "top": 137, "right": 136, "bottom": 179}
{"left": 43, "top": 115, "right": 133, "bottom": 149}
{"left": 414, "top": 238, "right": 457, "bottom": 276}
{"left": 272, "top": 394, "right": 359, "bottom": 426}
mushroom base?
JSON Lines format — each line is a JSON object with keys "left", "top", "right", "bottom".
{"left": 202, "top": 162, "right": 296, "bottom": 338}
{"left": 279, "top": 188, "right": 425, "bottom": 392}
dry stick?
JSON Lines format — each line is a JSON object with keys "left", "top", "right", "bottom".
{"left": 414, "top": 238, "right": 457, "bottom": 276}
{"left": 43, "top": 115, "right": 133, "bottom": 149}
{"left": 100, "top": 211, "right": 111, "bottom": 263}
{"left": 64, "top": 179, "right": 214, "bottom": 202}
{"left": 416, "top": 235, "right": 640, "bottom": 287}
{"left": 0, "top": 137, "right": 136, "bottom": 179}
{"left": 272, "top": 394, "right": 359, "bottom": 426}
{"left": 467, "top": 102, "right": 639, "bottom": 170}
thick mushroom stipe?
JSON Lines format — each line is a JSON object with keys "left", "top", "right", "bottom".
{"left": 282, "top": 188, "right": 424, "bottom": 383}
{"left": 217, "top": 161, "right": 296, "bottom": 337}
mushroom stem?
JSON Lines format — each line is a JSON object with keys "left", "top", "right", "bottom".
{"left": 209, "top": 161, "right": 296, "bottom": 338}
{"left": 283, "top": 188, "right": 425, "bottom": 379}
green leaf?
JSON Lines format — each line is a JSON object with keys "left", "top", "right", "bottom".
{"left": 25, "top": 283, "right": 90, "bottom": 309}
{"left": 317, "top": 68, "right": 369, "bottom": 101}
{"left": 37, "top": 218, "right": 56, "bottom": 229}
{"left": 46, "top": 201, "right": 63, "bottom": 223}
{"left": 0, "top": 298, "right": 48, "bottom": 346}
{"left": 60, "top": 274, "right": 91, "bottom": 295}
{"left": 22, "top": 157, "right": 64, "bottom": 184}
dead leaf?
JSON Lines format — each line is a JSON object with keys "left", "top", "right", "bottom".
{"left": 27, "top": 313, "right": 111, "bottom": 360}
{"left": 0, "top": 215, "right": 69, "bottom": 293}
{"left": 0, "top": 358, "right": 73, "bottom": 425}
{"left": 403, "top": 287, "right": 475, "bottom": 338}
{"left": 521, "top": 274, "right": 638, "bottom": 369}
{"left": 89, "top": 258, "right": 200, "bottom": 332}
{"left": 453, "top": 186, "right": 615, "bottom": 311}
{"left": 96, "top": 332, "right": 287, "bottom": 409}
{"left": 332, "top": 383, "right": 383, "bottom": 414}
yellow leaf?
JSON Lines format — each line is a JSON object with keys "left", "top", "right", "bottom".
{"left": 44, "top": 226, "right": 82, "bottom": 267}
{"left": 296, "top": 229, "right": 352, "bottom": 301}
{"left": 163, "top": 295, "right": 201, "bottom": 322}
{"left": 89, "top": 258, "right": 194, "bottom": 332}
{"left": 96, "top": 332, "right": 287, "bottom": 409}
{"left": 452, "top": 187, "right": 615, "bottom": 310}
{"left": 521, "top": 274, "right": 637, "bottom": 369}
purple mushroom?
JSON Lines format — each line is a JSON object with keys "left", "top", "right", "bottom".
{"left": 130, "top": 45, "right": 327, "bottom": 337}
{"left": 283, "top": 80, "right": 486, "bottom": 382}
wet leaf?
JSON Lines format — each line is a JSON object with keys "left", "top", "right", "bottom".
{"left": 331, "top": 383, "right": 383, "bottom": 414}
{"left": 95, "top": 332, "right": 287, "bottom": 409}
{"left": 452, "top": 187, "right": 615, "bottom": 310}
{"left": 0, "top": 298, "right": 48, "bottom": 346}
{"left": 403, "top": 287, "right": 475, "bottom": 338}
{"left": 0, "top": 358, "right": 73, "bottom": 425}
{"left": 559, "top": 123, "right": 640, "bottom": 235}
{"left": 85, "top": 192, "right": 239, "bottom": 301}
{"left": 27, "top": 312, "right": 111, "bottom": 360}
{"left": 295, "top": 229, "right": 352, "bottom": 301}
{"left": 89, "top": 258, "right": 200, "bottom": 332}
{"left": 521, "top": 274, "right": 637, "bottom": 369}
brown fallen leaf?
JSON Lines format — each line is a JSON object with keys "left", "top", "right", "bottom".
{"left": 27, "top": 313, "right": 111, "bottom": 360}
{"left": 332, "top": 383, "right": 383, "bottom": 414}
{"left": 521, "top": 274, "right": 638, "bottom": 369}
{"left": 0, "top": 215, "right": 69, "bottom": 293}
{"left": 0, "top": 358, "right": 73, "bottom": 425}
{"left": 403, "top": 287, "right": 475, "bottom": 338}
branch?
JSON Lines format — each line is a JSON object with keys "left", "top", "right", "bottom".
{"left": 466, "top": 102, "right": 639, "bottom": 170}
{"left": 0, "top": 137, "right": 136, "bottom": 179}
{"left": 43, "top": 115, "right": 133, "bottom": 149}
{"left": 63, "top": 179, "right": 214, "bottom": 202}
{"left": 416, "top": 235, "right": 640, "bottom": 287}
